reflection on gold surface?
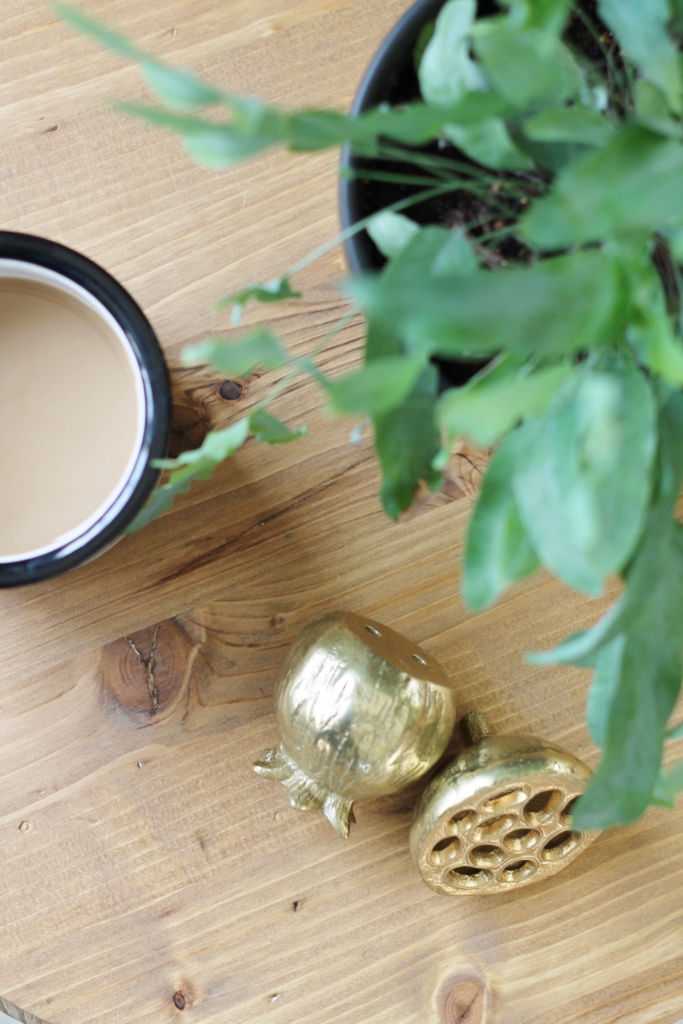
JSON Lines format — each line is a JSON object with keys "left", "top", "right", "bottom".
{"left": 411, "top": 713, "right": 599, "bottom": 894}
{"left": 254, "top": 611, "right": 456, "bottom": 837}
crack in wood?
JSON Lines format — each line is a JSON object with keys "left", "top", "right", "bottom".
{"left": 153, "top": 453, "right": 373, "bottom": 587}
{"left": 125, "top": 624, "right": 161, "bottom": 715}
{"left": 439, "top": 978, "right": 485, "bottom": 1024}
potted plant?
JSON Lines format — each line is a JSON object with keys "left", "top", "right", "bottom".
{"left": 58, "top": 0, "right": 683, "bottom": 831}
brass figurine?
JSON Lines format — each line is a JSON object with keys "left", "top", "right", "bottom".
{"left": 254, "top": 611, "right": 456, "bottom": 838}
{"left": 411, "top": 712, "right": 599, "bottom": 895}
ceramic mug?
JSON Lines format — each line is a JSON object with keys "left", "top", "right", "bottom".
{"left": 0, "top": 231, "right": 171, "bottom": 586}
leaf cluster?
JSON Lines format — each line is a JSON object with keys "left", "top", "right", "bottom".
{"left": 60, "top": 0, "right": 683, "bottom": 828}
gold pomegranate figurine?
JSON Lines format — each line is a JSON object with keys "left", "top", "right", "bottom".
{"left": 253, "top": 611, "right": 456, "bottom": 837}
{"left": 411, "top": 712, "right": 599, "bottom": 894}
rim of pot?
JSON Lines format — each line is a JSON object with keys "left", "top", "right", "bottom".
{"left": 0, "top": 231, "right": 171, "bottom": 586}
{"left": 338, "top": 0, "right": 448, "bottom": 275}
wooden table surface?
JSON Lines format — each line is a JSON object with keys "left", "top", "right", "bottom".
{"left": 2, "top": 3, "right": 683, "bottom": 1023}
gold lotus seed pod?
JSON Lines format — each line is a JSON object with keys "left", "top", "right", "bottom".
{"left": 253, "top": 611, "right": 456, "bottom": 838}
{"left": 411, "top": 712, "right": 599, "bottom": 895}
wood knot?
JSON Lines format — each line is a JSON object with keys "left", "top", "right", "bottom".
{"left": 439, "top": 977, "right": 486, "bottom": 1024}
{"left": 100, "top": 619, "right": 193, "bottom": 719}
{"left": 173, "top": 991, "right": 186, "bottom": 1011}
{"left": 169, "top": 403, "right": 210, "bottom": 458}
{"left": 219, "top": 380, "right": 242, "bottom": 401}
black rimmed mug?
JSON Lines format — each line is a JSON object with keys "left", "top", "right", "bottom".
{"left": 0, "top": 232, "right": 171, "bottom": 586}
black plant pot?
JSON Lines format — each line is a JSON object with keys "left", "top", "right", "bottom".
{"left": 0, "top": 232, "right": 171, "bottom": 586}
{"left": 338, "top": 0, "right": 497, "bottom": 389}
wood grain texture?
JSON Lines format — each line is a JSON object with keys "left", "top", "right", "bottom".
{"left": 1, "top": 2, "right": 683, "bottom": 1023}
{"left": 0, "top": 0, "right": 399, "bottom": 680}
{"left": 1, "top": 570, "right": 683, "bottom": 1024}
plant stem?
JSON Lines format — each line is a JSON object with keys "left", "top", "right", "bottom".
{"left": 257, "top": 311, "right": 358, "bottom": 410}
{"left": 339, "top": 167, "right": 449, "bottom": 188}
{"left": 286, "top": 181, "right": 471, "bottom": 278}
{"left": 376, "top": 143, "right": 499, "bottom": 183}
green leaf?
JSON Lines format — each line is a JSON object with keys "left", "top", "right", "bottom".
{"left": 374, "top": 364, "right": 442, "bottom": 519}
{"left": 140, "top": 61, "right": 224, "bottom": 110}
{"left": 114, "top": 103, "right": 282, "bottom": 166}
{"left": 663, "top": 759, "right": 683, "bottom": 794}
{"left": 166, "top": 419, "right": 252, "bottom": 466}
{"left": 473, "top": 21, "right": 582, "bottom": 108}
{"left": 463, "top": 429, "right": 540, "bottom": 610}
{"left": 383, "top": 226, "right": 478, "bottom": 285}
{"left": 444, "top": 118, "right": 533, "bottom": 169}
{"left": 439, "top": 362, "right": 571, "bottom": 447}
{"left": 597, "top": 0, "right": 682, "bottom": 113}
{"left": 214, "top": 278, "right": 301, "bottom": 313}
{"left": 355, "top": 93, "right": 509, "bottom": 147}
{"left": 286, "top": 110, "right": 365, "bottom": 151}
{"left": 181, "top": 127, "right": 274, "bottom": 166}
{"left": 531, "top": 387, "right": 683, "bottom": 669}
{"left": 125, "top": 418, "right": 250, "bottom": 532}
{"left": 414, "top": 21, "right": 436, "bottom": 73}
{"left": 349, "top": 249, "right": 624, "bottom": 360}
{"left": 367, "top": 211, "right": 420, "bottom": 260}
{"left": 512, "top": 361, "right": 657, "bottom": 595}
{"left": 362, "top": 226, "right": 478, "bottom": 377}
{"left": 574, "top": 523, "right": 683, "bottom": 829}
{"left": 58, "top": 4, "right": 512, "bottom": 166}
{"left": 57, "top": 7, "right": 228, "bottom": 110}
{"left": 523, "top": 106, "right": 614, "bottom": 147}
{"left": 430, "top": 229, "right": 479, "bottom": 276}
{"left": 650, "top": 770, "right": 676, "bottom": 807}
{"left": 669, "top": 227, "right": 683, "bottom": 264}
{"left": 672, "top": 0, "right": 683, "bottom": 33}
{"left": 532, "top": 391, "right": 683, "bottom": 823}
{"left": 418, "top": 0, "right": 487, "bottom": 107}
{"left": 500, "top": 0, "right": 569, "bottom": 34}
{"left": 326, "top": 356, "right": 425, "bottom": 417}
{"left": 249, "top": 408, "right": 306, "bottom": 444}
{"left": 634, "top": 79, "right": 681, "bottom": 138}
{"left": 521, "top": 126, "right": 683, "bottom": 248}
{"left": 586, "top": 635, "right": 625, "bottom": 746}
{"left": 528, "top": 615, "right": 621, "bottom": 669}
{"left": 652, "top": 388, "right": 683, "bottom": 510}
{"left": 182, "top": 328, "right": 289, "bottom": 377}
{"left": 55, "top": 3, "right": 143, "bottom": 60}
{"left": 629, "top": 309, "right": 683, "bottom": 387}
{"left": 652, "top": 758, "right": 683, "bottom": 805}
{"left": 666, "top": 721, "right": 683, "bottom": 741}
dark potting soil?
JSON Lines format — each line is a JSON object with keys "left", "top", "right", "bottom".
{"left": 352, "top": 1, "right": 623, "bottom": 273}
{"left": 347, "top": 2, "right": 631, "bottom": 387}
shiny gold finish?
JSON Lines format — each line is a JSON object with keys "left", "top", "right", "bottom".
{"left": 411, "top": 713, "right": 599, "bottom": 894}
{"left": 254, "top": 611, "right": 456, "bottom": 838}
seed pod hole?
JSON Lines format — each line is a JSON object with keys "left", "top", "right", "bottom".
{"left": 524, "top": 789, "right": 564, "bottom": 825}
{"left": 448, "top": 809, "right": 476, "bottom": 833}
{"left": 469, "top": 844, "right": 504, "bottom": 868}
{"left": 364, "top": 625, "right": 381, "bottom": 637}
{"left": 472, "top": 814, "right": 516, "bottom": 841}
{"left": 503, "top": 828, "right": 540, "bottom": 853}
{"left": 541, "top": 830, "right": 582, "bottom": 862}
{"left": 560, "top": 796, "right": 578, "bottom": 826}
{"left": 480, "top": 788, "right": 526, "bottom": 814}
{"left": 447, "top": 866, "right": 491, "bottom": 889}
{"left": 500, "top": 860, "right": 536, "bottom": 883}
{"left": 430, "top": 836, "right": 461, "bottom": 866}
